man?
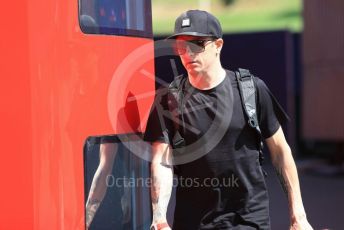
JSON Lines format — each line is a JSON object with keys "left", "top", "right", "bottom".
{"left": 144, "top": 10, "right": 313, "bottom": 230}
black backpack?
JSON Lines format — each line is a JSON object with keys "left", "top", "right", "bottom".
{"left": 167, "top": 68, "right": 265, "bottom": 165}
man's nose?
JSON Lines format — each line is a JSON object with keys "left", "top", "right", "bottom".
{"left": 184, "top": 45, "right": 195, "bottom": 56}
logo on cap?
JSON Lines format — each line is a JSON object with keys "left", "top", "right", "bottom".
{"left": 181, "top": 18, "right": 190, "bottom": 27}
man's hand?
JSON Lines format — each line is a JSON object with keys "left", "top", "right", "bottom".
{"left": 159, "top": 224, "right": 171, "bottom": 230}
{"left": 290, "top": 214, "right": 313, "bottom": 230}
{"left": 150, "top": 222, "right": 171, "bottom": 230}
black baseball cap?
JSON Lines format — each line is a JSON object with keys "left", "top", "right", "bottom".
{"left": 166, "top": 10, "right": 223, "bottom": 40}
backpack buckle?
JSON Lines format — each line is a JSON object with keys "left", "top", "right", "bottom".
{"left": 248, "top": 117, "right": 258, "bottom": 128}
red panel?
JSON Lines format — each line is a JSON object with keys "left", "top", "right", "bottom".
{"left": 0, "top": 0, "right": 155, "bottom": 229}
{"left": 0, "top": 1, "right": 34, "bottom": 230}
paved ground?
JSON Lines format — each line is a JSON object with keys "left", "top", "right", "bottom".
{"left": 266, "top": 159, "right": 344, "bottom": 230}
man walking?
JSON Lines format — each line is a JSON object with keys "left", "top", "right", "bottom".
{"left": 144, "top": 10, "right": 313, "bottom": 230}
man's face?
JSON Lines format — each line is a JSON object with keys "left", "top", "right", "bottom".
{"left": 174, "top": 35, "right": 222, "bottom": 76}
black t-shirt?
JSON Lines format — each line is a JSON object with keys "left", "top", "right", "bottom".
{"left": 144, "top": 70, "right": 288, "bottom": 230}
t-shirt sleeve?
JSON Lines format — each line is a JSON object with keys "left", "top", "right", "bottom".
{"left": 256, "top": 78, "right": 290, "bottom": 139}
{"left": 143, "top": 87, "right": 174, "bottom": 145}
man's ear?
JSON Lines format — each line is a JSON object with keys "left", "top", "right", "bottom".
{"left": 215, "top": 38, "right": 224, "bottom": 52}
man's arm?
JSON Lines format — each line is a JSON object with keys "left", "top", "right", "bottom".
{"left": 150, "top": 142, "right": 173, "bottom": 230}
{"left": 266, "top": 127, "right": 313, "bottom": 230}
{"left": 85, "top": 143, "right": 117, "bottom": 229}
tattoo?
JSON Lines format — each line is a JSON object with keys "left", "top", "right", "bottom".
{"left": 275, "top": 167, "right": 289, "bottom": 197}
{"left": 151, "top": 165, "right": 172, "bottom": 223}
{"left": 85, "top": 199, "right": 101, "bottom": 227}
{"left": 151, "top": 175, "right": 160, "bottom": 203}
{"left": 151, "top": 194, "right": 159, "bottom": 204}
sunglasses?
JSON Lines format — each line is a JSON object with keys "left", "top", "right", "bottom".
{"left": 173, "top": 38, "right": 216, "bottom": 55}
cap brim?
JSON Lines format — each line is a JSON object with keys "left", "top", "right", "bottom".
{"left": 165, "top": 32, "right": 215, "bottom": 40}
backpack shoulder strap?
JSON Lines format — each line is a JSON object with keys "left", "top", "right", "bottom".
{"left": 236, "top": 68, "right": 265, "bottom": 165}
{"left": 167, "top": 75, "right": 186, "bottom": 149}
{"left": 235, "top": 68, "right": 260, "bottom": 131}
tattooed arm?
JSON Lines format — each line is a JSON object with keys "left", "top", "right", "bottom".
{"left": 150, "top": 142, "right": 173, "bottom": 230}
{"left": 266, "top": 127, "right": 313, "bottom": 230}
{"left": 86, "top": 143, "right": 117, "bottom": 229}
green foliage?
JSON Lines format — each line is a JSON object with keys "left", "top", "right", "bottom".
{"left": 152, "top": 0, "right": 303, "bottom": 34}
{"left": 222, "top": 0, "right": 237, "bottom": 6}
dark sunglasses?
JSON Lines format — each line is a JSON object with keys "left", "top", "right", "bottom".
{"left": 173, "top": 38, "right": 216, "bottom": 55}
